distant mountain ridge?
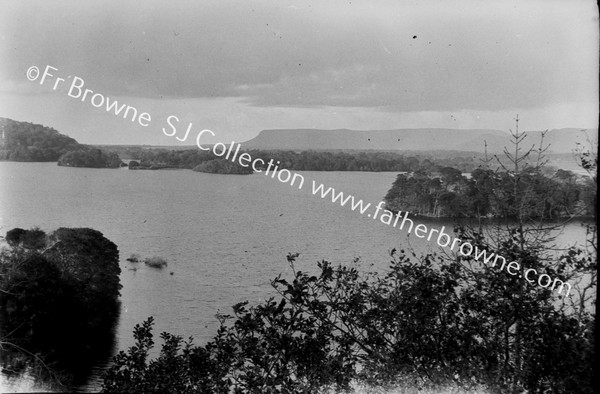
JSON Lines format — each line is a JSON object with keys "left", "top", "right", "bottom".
{"left": 242, "top": 128, "right": 597, "bottom": 154}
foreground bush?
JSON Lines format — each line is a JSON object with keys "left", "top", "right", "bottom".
{"left": 0, "top": 227, "right": 122, "bottom": 386}
{"left": 103, "top": 118, "right": 596, "bottom": 393}
{"left": 103, "top": 244, "right": 594, "bottom": 393}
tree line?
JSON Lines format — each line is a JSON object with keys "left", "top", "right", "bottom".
{"left": 0, "top": 118, "right": 81, "bottom": 161}
{"left": 1, "top": 121, "right": 595, "bottom": 392}
{"left": 102, "top": 227, "right": 595, "bottom": 393}
{"left": 102, "top": 130, "right": 596, "bottom": 393}
{"left": 124, "top": 147, "right": 484, "bottom": 173}
{"left": 0, "top": 117, "right": 124, "bottom": 168}
{"left": 384, "top": 166, "right": 595, "bottom": 218}
{"left": 58, "top": 148, "right": 124, "bottom": 168}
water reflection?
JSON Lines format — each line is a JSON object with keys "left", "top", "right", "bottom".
{"left": 0, "top": 300, "right": 119, "bottom": 392}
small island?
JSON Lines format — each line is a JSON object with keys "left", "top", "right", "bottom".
{"left": 384, "top": 166, "right": 595, "bottom": 219}
{"left": 58, "top": 148, "right": 124, "bottom": 168}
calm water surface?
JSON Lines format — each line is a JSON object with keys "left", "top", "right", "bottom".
{"left": 0, "top": 162, "right": 589, "bottom": 392}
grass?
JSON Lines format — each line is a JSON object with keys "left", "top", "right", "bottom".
{"left": 126, "top": 253, "right": 141, "bottom": 262}
{"left": 144, "top": 256, "right": 168, "bottom": 268}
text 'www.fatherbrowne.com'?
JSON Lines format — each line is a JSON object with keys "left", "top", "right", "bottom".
{"left": 310, "top": 180, "right": 572, "bottom": 296}
{"left": 26, "top": 64, "right": 572, "bottom": 297}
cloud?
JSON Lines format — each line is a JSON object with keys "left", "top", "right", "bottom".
{"left": 1, "top": 0, "right": 597, "bottom": 114}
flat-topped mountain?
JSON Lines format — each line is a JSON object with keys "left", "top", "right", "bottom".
{"left": 242, "top": 128, "right": 597, "bottom": 154}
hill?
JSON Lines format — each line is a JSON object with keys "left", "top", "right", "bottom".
{"left": 241, "top": 128, "right": 597, "bottom": 154}
{"left": 0, "top": 117, "right": 124, "bottom": 167}
{"left": 0, "top": 117, "right": 81, "bottom": 161}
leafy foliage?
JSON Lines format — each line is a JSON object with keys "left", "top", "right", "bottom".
{"left": 0, "top": 117, "right": 122, "bottom": 168}
{"left": 102, "top": 243, "right": 594, "bottom": 393}
{"left": 121, "top": 147, "right": 484, "bottom": 173}
{"left": 57, "top": 148, "right": 124, "bottom": 168}
{"left": 0, "top": 117, "right": 81, "bottom": 161}
{"left": 193, "top": 158, "right": 253, "bottom": 175}
{"left": 103, "top": 119, "right": 595, "bottom": 393}
{"left": 5, "top": 227, "right": 47, "bottom": 249}
{"left": 384, "top": 167, "right": 595, "bottom": 218}
{"left": 0, "top": 227, "right": 122, "bottom": 386}
{"left": 385, "top": 121, "right": 596, "bottom": 219}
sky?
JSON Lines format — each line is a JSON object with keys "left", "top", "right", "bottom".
{"left": 0, "top": 0, "right": 598, "bottom": 145}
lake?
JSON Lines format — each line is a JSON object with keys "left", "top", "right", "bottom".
{"left": 0, "top": 162, "right": 590, "bottom": 392}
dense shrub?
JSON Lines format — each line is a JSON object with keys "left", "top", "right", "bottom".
{"left": 103, "top": 128, "right": 596, "bottom": 393}
{"left": 103, "top": 244, "right": 594, "bottom": 393}
{"left": 0, "top": 227, "right": 122, "bottom": 385}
